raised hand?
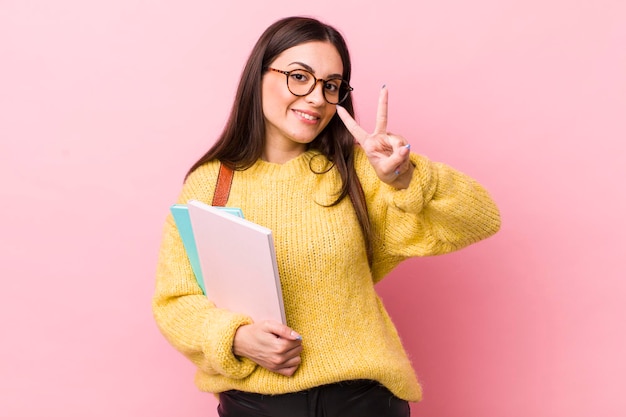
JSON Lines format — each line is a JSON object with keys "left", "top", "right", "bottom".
{"left": 337, "top": 86, "right": 414, "bottom": 189}
{"left": 232, "top": 321, "right": 303, "bottom": 377}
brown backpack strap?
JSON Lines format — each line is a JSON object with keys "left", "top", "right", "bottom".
{"left": 211, "top": 162, "right": 234, "bottom": 206}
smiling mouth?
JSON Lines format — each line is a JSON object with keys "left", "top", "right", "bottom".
{"left": 293, "top": 110, "right": 320, "bottom": 121}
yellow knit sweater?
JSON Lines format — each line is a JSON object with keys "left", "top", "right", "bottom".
{"left": 153, "top": 146, "right": 501, "bottom": 402}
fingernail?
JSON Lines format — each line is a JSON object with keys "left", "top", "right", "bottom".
{"left": 291, "top": 331, "right": 302, "bottom": 340}
{"left": 405, "top": 144, "right": 411, "bottom": 149}
{"left": 382, "top": 84, "right": 386, "bottom": 89}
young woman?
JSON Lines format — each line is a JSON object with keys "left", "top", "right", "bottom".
{"left": 153, "top": 16, "right": 501, "bottom": 417}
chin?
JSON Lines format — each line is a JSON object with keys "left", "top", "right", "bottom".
{"left": 289, "top": 132, "right": 321, "bottom": 145}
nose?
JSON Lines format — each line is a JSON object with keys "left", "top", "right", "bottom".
{"left": 306, "top": 80, "right": 326, "bottom": 105}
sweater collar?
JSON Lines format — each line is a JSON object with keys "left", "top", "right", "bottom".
{"left": 247, "top": 150, "right": 327, "bottom": 180}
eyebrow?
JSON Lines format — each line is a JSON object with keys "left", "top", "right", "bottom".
{"left": 287, "top": 61, "right": 343, "bottom": 79}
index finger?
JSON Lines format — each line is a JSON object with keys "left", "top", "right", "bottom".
{"left": 336, "top": 105, "right": 369, "bottom": 144}
{"left": 261, "top": 320, "right": 302, "bottom": 341}
{"left": 373, "top": 85, "right": 388, "bottom": 135}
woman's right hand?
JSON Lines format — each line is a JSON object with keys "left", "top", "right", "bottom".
{"left": 232, "top": 321, "right": 303, "bottom": 376}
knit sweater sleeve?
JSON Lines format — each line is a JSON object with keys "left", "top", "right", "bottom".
{"left": 152, "top": 165, "right": 257, "bottom": 379}
{"left": 354, "top": 147, "right": 501, "bottom": 281}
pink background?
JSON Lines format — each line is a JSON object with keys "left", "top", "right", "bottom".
{"left": 1, "top": 1, "right": 624, "bottom": 416}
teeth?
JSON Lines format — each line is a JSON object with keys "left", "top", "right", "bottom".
{"left": 295, "top": 110, "right": 317, "bottom": 121}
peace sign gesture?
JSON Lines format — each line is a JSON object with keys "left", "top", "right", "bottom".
{"left": 337, "top": 86, "right": 414, "bottom": 189}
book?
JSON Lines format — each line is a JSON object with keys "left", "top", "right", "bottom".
{"left": 186, "top": 200, "right": 286, "bottom": 324}
{"left": 170, "top": 204, "right": 244, "bottom": 295}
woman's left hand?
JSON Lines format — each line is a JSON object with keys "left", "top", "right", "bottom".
{"left": 337, "top": 86, "right": 414, "bottom": 189}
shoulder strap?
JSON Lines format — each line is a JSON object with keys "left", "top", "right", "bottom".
{"left": 211, "top": 162, "right": 234, "bottom": 206}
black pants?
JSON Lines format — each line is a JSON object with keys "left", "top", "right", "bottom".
{"left": 217, "top": 379, "right": 410, "bottom": 417}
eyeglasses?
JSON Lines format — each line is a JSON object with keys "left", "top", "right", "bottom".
{"left": 267, "top": 67, "right": 353, "bottom": 105}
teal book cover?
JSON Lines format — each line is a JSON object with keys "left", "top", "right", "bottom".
{"left": 170, "top": 204, "right": 243, "bottom": 295}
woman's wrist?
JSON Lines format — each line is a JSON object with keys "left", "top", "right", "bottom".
{"left": 232, "top": 324, "right": 251, "bottom": 358}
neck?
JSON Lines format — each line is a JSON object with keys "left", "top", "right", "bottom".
{"left": 262, "top": 144, "right": 307, "bottom": 164}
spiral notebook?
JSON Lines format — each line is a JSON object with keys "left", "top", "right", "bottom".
{"left": 185, "top": 200, "right": 286, "bottom": 324}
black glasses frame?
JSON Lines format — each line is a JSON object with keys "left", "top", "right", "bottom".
{"left": 267, "top": 67, "right": 353, "bottom": 105}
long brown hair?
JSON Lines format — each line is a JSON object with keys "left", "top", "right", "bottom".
{"left": 186, "top": 16, "right": 373, "bottom": 264}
